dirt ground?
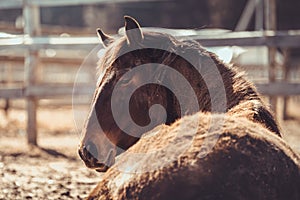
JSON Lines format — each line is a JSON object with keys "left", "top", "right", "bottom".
{"left": 0, "top": 107, "right": 100, "bottom": 200}
{"left": 0, "top": 99, "right": 300, "bottom": 200}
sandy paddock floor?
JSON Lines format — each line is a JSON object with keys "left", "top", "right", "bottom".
{"left": 0, "top": 99, "right": 300, "bottom": 199}
{"left": 0, "top": 107, "right": 100, "bottom": 200}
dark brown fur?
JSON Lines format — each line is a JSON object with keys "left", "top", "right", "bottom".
{"left": 87, "top": 113, "right": 300, "bottom": 200}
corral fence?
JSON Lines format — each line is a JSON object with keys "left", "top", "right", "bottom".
{"left": 0, "top": 0, "right": 300, "bottom": 145}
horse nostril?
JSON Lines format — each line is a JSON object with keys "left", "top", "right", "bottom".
{"left": 79, "top": 141, "right": 99, "bottom": 163}
{"left": 85, "top": 141, "right": 98, "bottom": 160}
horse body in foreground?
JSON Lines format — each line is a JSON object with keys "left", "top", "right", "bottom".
{"left": 88, "top": 112, "right": 300, "bottom": 200}
{"left": 78, "top": 16, "right": 300, "bottom": 199}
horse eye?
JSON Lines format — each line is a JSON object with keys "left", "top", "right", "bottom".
{"left": 119, "top": 77, "right": 131, "bottom": 85}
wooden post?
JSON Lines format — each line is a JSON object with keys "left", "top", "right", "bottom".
{"left": 235, "top": 0, "right": 256, "bottom": 31}
{"left": 255, "top": 0, "right": 264, "bottom": 31}
{"left": 282, "top": 49, "right": 290, "bottom": 120}
{"left": 264, "top": 0, "right": 277, "bottom": 115}
{"left": 23, "top": 2, "right": 41, "bottom": 145}
{"left": 4, "top": 63, "right": 13, "bottom": 115}
{"left": 235, "top": 0, "right": 264, "bottom": 31}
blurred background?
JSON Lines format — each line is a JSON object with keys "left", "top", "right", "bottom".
{"left": 1, "top": 0, "right": 300, "bottom": 32}
{"left": 0, "top": 0, "right": 300, "bottom": 199}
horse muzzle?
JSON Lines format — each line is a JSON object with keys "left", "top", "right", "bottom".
{"left": 78, "top": 141, "right": 116, "bottom": 172}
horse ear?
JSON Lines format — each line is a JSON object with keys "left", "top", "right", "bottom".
{"left": 124, "top": 16, "right": 144, "bottom": 45}
{"left": 97, "top": 29, "right": 114, "bottom": 47}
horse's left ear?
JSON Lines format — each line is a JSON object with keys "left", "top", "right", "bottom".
{"left": 97, "top": 29, "right": 114, "bottom": 47}
{"left": 124, "top": 16, "right": 144, "bottom": 45}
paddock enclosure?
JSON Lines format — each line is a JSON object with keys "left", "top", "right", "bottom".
{"left": 1, "top": 0, "right": 300, "bottom": 199}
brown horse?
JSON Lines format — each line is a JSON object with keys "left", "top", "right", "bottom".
{"left": 78, "top": 16, "right": 280, "bottom": 172}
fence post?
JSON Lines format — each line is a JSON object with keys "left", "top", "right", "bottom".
{"left": 23, "top": 1, "right": 41, "bottom": 145}
{"left": 255, "top": 0, "right": 264, "bottom": 31}
{"left": 264, "top": 0, "right": 277, "bottom": 115}
{"left": 235, "top": 0, "right": 256, "bottom": 31}
{"left": 282, "top": 49, "right": 291, "bottom": 120}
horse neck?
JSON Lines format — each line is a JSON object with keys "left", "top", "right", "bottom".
{"left": 183, "top": 52, "right": 261, "bottom": 113}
